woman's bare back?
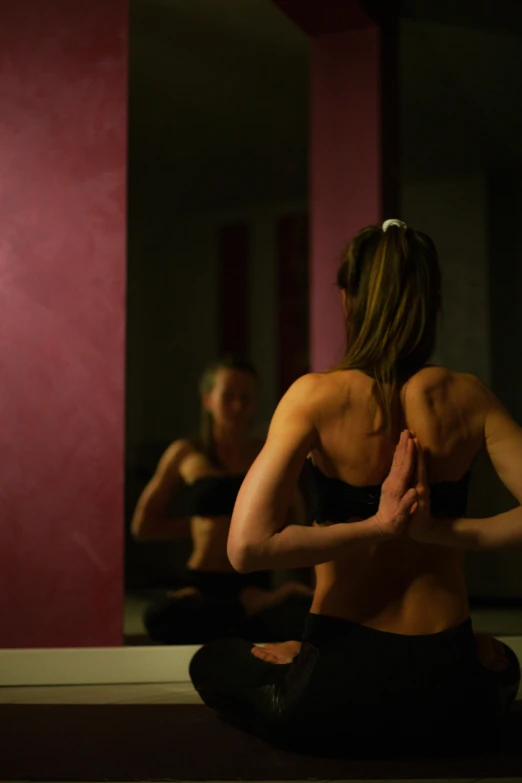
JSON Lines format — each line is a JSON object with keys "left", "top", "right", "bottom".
{"left": 309, "top": 366, "right": 489, "bottom": 634}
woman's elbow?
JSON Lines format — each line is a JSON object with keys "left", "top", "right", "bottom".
{"left": 131, "top": 511, "right": 150, "bottom": 541}
{"left": 131, "top": 521, "right": 145, "bottom": 541}
{"left": 227, "top": 539, "right": 262, "bottom": 573}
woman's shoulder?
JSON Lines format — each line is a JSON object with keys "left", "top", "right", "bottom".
{"left": 161, "top": 438, "right": 197, "bottom": 465}
{"left": 148, "top": 439, "right": 197, "bottom": 482}
{"left": 285, "top": 370, "right": 379, "bottom": 405}
{"left": 278, "top": 372, "right": 369, "bottom": 425}
{"left": 279, "top": 372, "right": 339, "bottom": 410}
{"left": 287, "top": 367, "right": 491, "bottom": 406}
{"left": 404, "top": 367, "right": 493, "bottom": 434}
{"left": 284, "top": 369, "right": 364, "bottom": 396}
{"left": 405, "top": 365, "right": 489, "bottom": 398}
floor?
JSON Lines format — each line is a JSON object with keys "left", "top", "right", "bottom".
{"left": 2, "top": 678, "right": 521, "bottom": 783}
{"left": 1, "top": 697, "right": 521, "bottom": 783}
{"left": 2, "top": 677, "right": 521, "bottom": 783}
{"left": 2, "top": 678, "right": 522, "bottom": 783}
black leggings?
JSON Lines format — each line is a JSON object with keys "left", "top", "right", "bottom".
{"left": 190, "top": 614, "right": 520, "bottom": 753}
{"left": 143, "top": 570, "right": 312, "bottom": 645}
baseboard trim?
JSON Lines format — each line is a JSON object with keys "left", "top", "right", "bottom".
{"left": 1, "top": 636, "right": 521, "bottom": 688}
{"left": 0, "top": 645, "right": 200, "bottom": 687}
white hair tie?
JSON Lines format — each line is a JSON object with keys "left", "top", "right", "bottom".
{"left": 382, "top": 218, "right": 407, "bottom": 232}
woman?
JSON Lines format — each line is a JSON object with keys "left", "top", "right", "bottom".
{"left": 189, "top": 221, "right": 521, "bottom": 753}
{"left": 131, "top": 356, "right": 312, "bottom": 644}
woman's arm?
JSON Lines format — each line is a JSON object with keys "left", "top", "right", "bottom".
{"left": 227, "top": 376, "right": 418, "bottom": 572}
{"left": 411, "top": 393, "right": 522, "bottom": 550}
{"left": 419, "top": 510, "right": 522, "bottom": 551}
{"left": 131, "top": 440, "right": 193, "bottom": 541}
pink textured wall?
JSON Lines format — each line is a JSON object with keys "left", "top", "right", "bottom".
{"left": 310, "top": 27, "right": 382, "bottom": 371}
{"left": 0, "top": 0, "right": 127, "bottom": 647}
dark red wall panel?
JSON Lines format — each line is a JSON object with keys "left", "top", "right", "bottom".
{"left": 310, "top": 27, "right": 385, "bottom": 371}
{"left": 0, "top": 0, "right": 128, "bottom": 647}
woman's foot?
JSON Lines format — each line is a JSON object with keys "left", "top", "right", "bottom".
{"left": 251, "top": 640, "right": 302, "bottom": 664}
{"left": 166, "top": 586, "right": 201, "bottom": 600}
{"left": 278, "top": 581, "right": 315, "bottom": 600}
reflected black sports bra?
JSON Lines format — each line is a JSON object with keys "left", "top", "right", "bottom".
{"left": 304, "top": 459, "right": 470, "bottom": 524}
{"left": 184, "top": 475, "right": 246, "bottom": 518}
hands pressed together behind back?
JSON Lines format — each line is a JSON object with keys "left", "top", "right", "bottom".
{"left": 373, "top": 429, "right": 433, "bottom": 543}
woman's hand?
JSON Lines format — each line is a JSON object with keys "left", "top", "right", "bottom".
{"left": 373, "top": 430, "right": 419, "bottom": 538}
{"left": 251, "top": 640, "right": 302, "bottom": 664}
{"left": 407, "top": 438, "right": 435, "bottom": 542}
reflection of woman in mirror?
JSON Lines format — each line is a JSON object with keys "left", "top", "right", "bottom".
{"left": 189, "top": 221, "right": 520, "bottom": 753}
{"left": 131, "top": 356, "right": 312, "bottom": 644}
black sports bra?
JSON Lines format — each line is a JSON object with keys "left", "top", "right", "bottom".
{"left": 304, "top": 459, "right": 470, "bottom": 524}
{"left": 184, "top": 474, "right": 246, "bottom": 518}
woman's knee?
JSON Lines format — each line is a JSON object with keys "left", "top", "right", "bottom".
{"left": 497, "top": 641, "right": 521, "bottom": 686}
{"left": 189, "top": 643, "right": 209, "bottom": 686}
{"left": 475, "top": 633, "right": 518, "bottom": 675}
{"left": 483, "top": 640, "right": 521, "bottom": 720}
{"left": 190, "top": 636, "right": 260, "bottom": 690}
{"left": 189, "top": 639, "right": 243, "bottom": 711}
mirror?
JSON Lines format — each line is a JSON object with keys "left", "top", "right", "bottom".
{"left": 125, "top": 2, "right": 522, "bottom": 647}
